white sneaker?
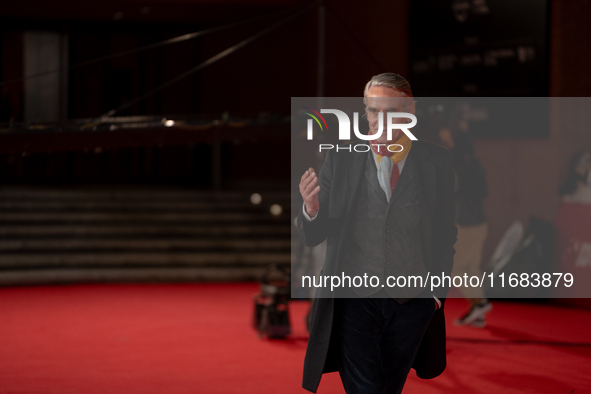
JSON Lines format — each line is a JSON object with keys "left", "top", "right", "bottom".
{"left": 454, "top": 301, "right": 492, "bottom": 326}
{"left": 470, "top": 318, "right": 487, "bottom": 328}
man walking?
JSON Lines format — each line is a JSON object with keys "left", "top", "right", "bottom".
{"left": 297, "top": 73, "right": 457, "bottom": 393}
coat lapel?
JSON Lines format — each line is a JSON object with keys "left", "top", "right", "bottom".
{"left": 389, "top": 149, "right": 416, "bottom": 206}
{"left": 413, "top": 142, "right": 437, "bottom": 269}
{"left": 345, "top": 144, "right": 369, "bottom": 213}
{"left": 365, "top": 152, "right": 389, "bottom": 204}
{"left": 413, "top": 142, "right": 436, "bottom": 207}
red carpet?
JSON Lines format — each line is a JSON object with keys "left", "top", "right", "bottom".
{"left": 1, "top": 283, "right": 590, "bottom": 393}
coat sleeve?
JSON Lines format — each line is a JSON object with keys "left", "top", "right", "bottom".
{"left": 296, "top": 150, "right": 334, "bottom": 247}
{"left": 433, "top": 151, "right": 458, "bottom": 302}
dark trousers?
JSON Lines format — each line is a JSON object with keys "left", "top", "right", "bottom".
{"left": 334, "top": 291, "right": 436, "bottom": 394}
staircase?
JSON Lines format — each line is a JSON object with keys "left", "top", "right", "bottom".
{"left": 0, "top": 187, "right": 292, "bottom": 285}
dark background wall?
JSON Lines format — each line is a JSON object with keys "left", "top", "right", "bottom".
{"left": 1, "top": 0, "right": 591, "bottom": 265}
{"left": 0, "top": 0, "right": 412, "bottom": 120}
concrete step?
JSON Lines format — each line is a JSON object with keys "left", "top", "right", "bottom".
{"left": 0, "top": 200, "right": 285, "bottom": 210}
{"left": 0, "top": 266, "right": 273, "bottom": 285}
{"left": 0, "top": 187, "right": 291, "bottom": 201}
{"left": 0, "top": 238, "right": 291, "bottom": 251}
{"left": 0, "top": 224, "right": 291, "bottom": 237}
{"left": 0, "top": 252, "right": 292, "bottom": 268}
{"left": 0, "top": 187, "right": 293, "bottom": 284}
{"left": 0, "top": 211, "right": 287, "bottom": 222}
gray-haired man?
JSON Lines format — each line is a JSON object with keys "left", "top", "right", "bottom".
{"left": 298, "top": 73, "right": 457, "bottom": 393}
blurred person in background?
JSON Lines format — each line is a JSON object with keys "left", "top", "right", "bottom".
{"left": 559, "top": 151, "right": 591, "bottom": 204}
{"left": 439, "top": 122, "right": 491, "bottom": 328}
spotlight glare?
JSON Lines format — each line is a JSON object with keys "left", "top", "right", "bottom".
{"left": 250, "top": 193, "right": 262, "bottom": 205}
{"left": 270, "top": 204, "right": 282, "bottom": 216}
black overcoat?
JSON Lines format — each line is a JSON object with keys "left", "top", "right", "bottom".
{"left": 297, "top": 141, "right": 458, "bottom": 393}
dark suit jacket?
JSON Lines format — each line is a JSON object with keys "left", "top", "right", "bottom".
{"left": 297, "top": 140, "right": 458, "bottom": 393}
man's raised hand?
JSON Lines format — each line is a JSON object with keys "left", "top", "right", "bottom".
{"left": 299, "top": 167, "right": 320, "bottom": 218}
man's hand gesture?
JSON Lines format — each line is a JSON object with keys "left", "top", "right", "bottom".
{"left": 299, "top": 167, "right": 320, "bottom": 218}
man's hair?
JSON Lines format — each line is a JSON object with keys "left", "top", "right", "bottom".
{"left": 363, "top": 73, "right": 413, "bottom": 97}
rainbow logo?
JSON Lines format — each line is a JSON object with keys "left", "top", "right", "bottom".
{"left": 303, "top": 107, "right": 329, "bottom": 132}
